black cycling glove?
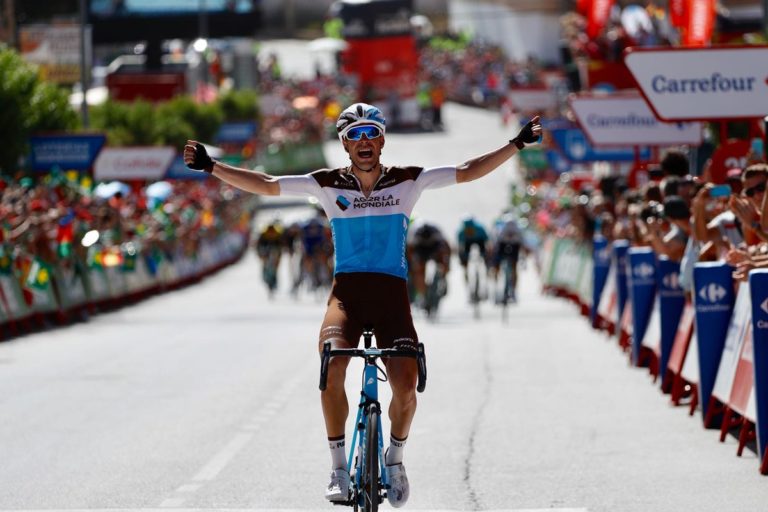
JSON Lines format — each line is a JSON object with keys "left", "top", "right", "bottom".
{"left": 188, "top": 143, "right": 215, "bottom": 173}
{"left": 510, "top": 119, "right": 539, "bottom": 150}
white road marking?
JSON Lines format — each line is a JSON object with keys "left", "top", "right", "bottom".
{"left": 191, "top": 433, "right": 255, "bottom": 482}
{"left": 157, "top": 499, "right": 186, "bottom": 508}
{"left": 175, "top": 484, "right": 202, "bottom": 493}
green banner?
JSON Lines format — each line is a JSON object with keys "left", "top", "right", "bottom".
{"left": 518, "top": 147, "right": 548, "bottom": 170}
{"left": 257, "top": 141, "right": 327, "bottom": 175}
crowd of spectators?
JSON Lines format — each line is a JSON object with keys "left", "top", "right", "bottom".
{"left": 0, "top": 172, "right": 254, "bottom": 317}
{"left": 252, "top": 52, "right": 356, "bottom": 152}
{"left": 559, "top": 5, "right": 673, "bottom": 65}
{"left": 419, "top": 36, "right": 545, "bottom": 109}
{"left": 531, "top": 146, "right": 768, "bottom": 290}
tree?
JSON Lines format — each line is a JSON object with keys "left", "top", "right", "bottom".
{"left": 0, "top": 45, "right": 79, "bottom": 174}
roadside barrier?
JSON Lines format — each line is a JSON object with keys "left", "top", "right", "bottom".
{"left": 657, "top": 257, "right": 686, "bottom": 389}
{"left": 749, "top": 271, "right": 768, "bottom": 473}
{"left": 628, "top": 247, "right": 656, "bottom": 367}
{"left": 540, "top": 235, "right": 768, "bottom": 474}
{"left": 0, "top": 230, "right": 249, "bottom": 340}
{"left": 591, "top": 235, "right": 611, "bottom": 327}
{"left": 693, "top": 262, "right": 736, "bottom": 425}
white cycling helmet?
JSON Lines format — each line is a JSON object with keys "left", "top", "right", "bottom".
{"left": 336, "top": 103, "right": 386, "bottom": 141}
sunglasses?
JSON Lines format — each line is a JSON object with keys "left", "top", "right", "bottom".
{"left": 744, "top": 181, "right": 767, "bottom": 198}
{"left": 344, "top": 125, "right": 382, "bottom": 141}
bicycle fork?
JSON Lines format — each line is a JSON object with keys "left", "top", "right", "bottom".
{"left": 348, "top": 360, "right": 389, "bottom": 495}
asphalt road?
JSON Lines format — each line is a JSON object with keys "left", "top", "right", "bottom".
{"left": 2, "top": 103, "right": 768, "bottom": 512}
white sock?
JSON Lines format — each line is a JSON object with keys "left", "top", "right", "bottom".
{"left": 385, "top": 434, "right": 407, "bottom": 465}
{"left": 329, "top": 435, "right": 347, "bottom": 470}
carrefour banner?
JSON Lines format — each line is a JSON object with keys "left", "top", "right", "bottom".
{"left": 693, "top": 261, "right": 735, "bottom": 420}
{"left": 569, "top": 93, "right": 702, "bottom": 146}
{"left": 614, "top": 240, "right": 630, "bottom": 325}
{"left": 628, "top": 247, "right": 656, "bottom": 365}
{"left": 749, "top": 270, "right": 768, "bottom": 464}
{"left": 624, "top": 46, "right": 768, "bottom": 121}
{"left": 658, "top": 257, "right": 685, "bottom": 389}
{"left": 591, "top": 236, "right": 611, "bottom": 324}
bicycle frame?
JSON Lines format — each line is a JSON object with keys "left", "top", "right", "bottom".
{"left": 347, "top": 351, "right": 389, "bottom": 493}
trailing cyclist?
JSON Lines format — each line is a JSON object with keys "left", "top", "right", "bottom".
{"left": 457, "top": 215, "right": 490, "bottom": 306}
{"left": 457, "top": 216, "right": 489, "bottom": 282}
{"left": 299, "top": 213, "right": 333, "bottom": 291}
{"left": 183, "top": 103, "right": 541, "bottom": 507}
{"left": 490, "top": 212, "right": 524, "bottom": 304}
{"left": 406, "top": 220, "right": 451, "bottom": 313}
{"left": 255, "top": 220, "right": 283, "bottom": 295}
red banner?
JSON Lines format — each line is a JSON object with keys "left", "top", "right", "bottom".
{"left": 577, "top": 0, "right": 592, "bottom": 16}
{"left": 708, "top": 139, "right": 751, "bottom": 184}
{"left": 669, "top": 0, "right": 687, "bottom": 28}
{"left": 587, "top": 0, "right": 614, "bottom": 39}
{"left": 684, "top": 0, "right": 715, "bottom": 46}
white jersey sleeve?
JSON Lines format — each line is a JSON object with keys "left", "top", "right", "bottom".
{"left": 414, "top": 166, "right": 457, "bottom": 192}
{"left": 277, "top": 174, "right": 321, "bottom": 197}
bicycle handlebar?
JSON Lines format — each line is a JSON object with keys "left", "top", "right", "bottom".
{"left": 326, "top": 347, "right": 419, "bottom": 358}
{"left": 319, "top": 342, "right": 427, "bottom": 393}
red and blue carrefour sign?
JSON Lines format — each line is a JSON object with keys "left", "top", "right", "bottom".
{"left": 624, "top": 46, "right": 768, "bottom": 121}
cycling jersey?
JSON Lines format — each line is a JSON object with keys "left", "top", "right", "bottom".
{"left": 279, "top": 166, "right": 456, "bottom": 279}
{"left": 301, "top": 218, "right": 328, "bottom": 255}
{"left": 457, "top": 221, "right": 489, "bottom": 247}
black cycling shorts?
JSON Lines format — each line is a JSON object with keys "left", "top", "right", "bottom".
{"left": 319, "top": 272, "right": 418, "bottom": 350}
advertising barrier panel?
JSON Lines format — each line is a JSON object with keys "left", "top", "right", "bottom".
{"left": 749, "top": 270, "right": 768, "bottom": 471}
{"left": 658, "top": 257, "right": 686, "bottom": 389}
{"left": 597, "top": 262, "right": 617, "bottom": 331}
{"left": 713, "top": 283, "right": 751, "bottom": 415}
{"left": 668, "top": 301, "right": 695, "bottom": 400}
{"left": 591, "top": 236, "right": 611, "bottom": 324}
{"left": 641, "top": 295, "right": 662, "bottom": 358}
{"left": 628, "top": 247, "right": 656, "bottom": 365}
{"left": 693, "top": 262, "right": 735, "bottom": 420}
{"left": 614, "top": 240, "right": 630, "bottom": 327}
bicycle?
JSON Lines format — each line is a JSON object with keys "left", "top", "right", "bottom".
{"left": 261, "top": 247, "right": 281, "bottom": 296}
{"left": 466, "top": 245, "right": 486, "bottom": 319}
{"left": 423, "top": 261, "right": 446, "bottom": 319}
{"left": 497, "top": 254, "right": 518, "bottom": 322}
{"left": 319, "top": 328, "right": 427, "bottom": 512}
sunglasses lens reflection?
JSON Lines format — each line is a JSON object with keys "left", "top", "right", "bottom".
{"left": 345, "top": 126, "right": 381, "bottom": 141}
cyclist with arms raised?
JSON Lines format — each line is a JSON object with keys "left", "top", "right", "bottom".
{"left": 184, "top": 104, "right": 541, "bottom": 507}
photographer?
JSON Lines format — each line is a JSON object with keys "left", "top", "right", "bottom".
{"left": 642, "top": 196, "right": 689, "bottom": 262}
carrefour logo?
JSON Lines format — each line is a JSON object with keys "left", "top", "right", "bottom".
{"left": 651, "top": 73, "right": 757, "bottom": 95}
{"left": 587, "top": 113, "right": 657, "bottom": 128}
{"left": 633, "top": 263, "right": 654, "bottom": 279}
{"left": 662, "top": 272, "right": 680, "bottom": 289}
{"left": 758, "top": 298, "right": 768, "bottom": 329}
{"left": 595, "top": 247, "right": 610, "bottom": 263}
{"left": 698, "top": 283, "right": 727, "bottom": 303}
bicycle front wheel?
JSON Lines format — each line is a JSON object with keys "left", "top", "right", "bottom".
{"left": 362, "top": 406, "right": 379, "bottom": 512}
